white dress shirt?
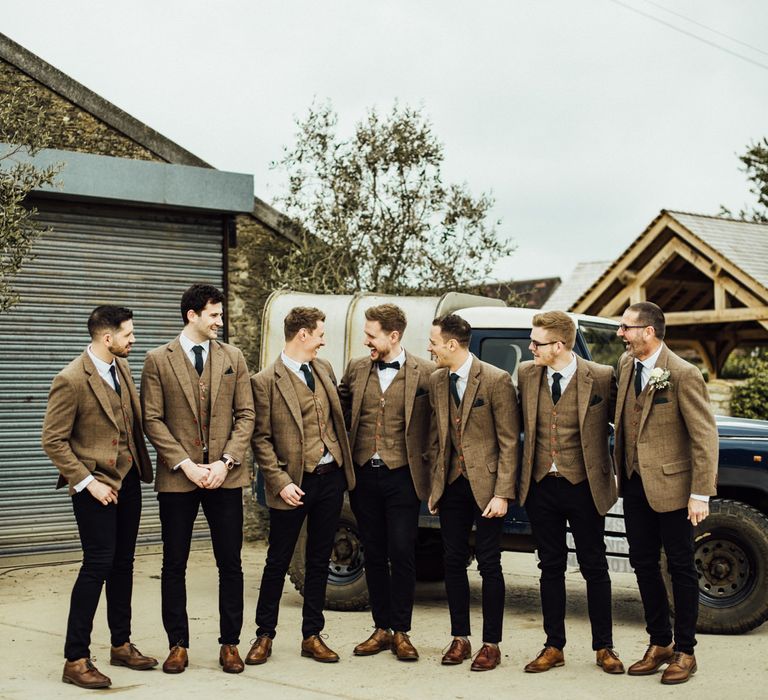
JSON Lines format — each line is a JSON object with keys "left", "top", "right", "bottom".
{"left": 179, "top": 332, "right": 210, "bottom": 369}
{"left": 450, "top": 353, "right": 474, "bottom": 403}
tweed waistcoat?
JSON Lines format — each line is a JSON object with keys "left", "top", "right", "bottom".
{"left": 533, "top": 373, "right": 586, "bottom": 484}
{"left": 353, "top": 365, "right": 408, "bottom": 468}
{"left": 287, "top": 369, "right": 343, "bottom": 471}
{"left": 105, "top": 379, "right": 140, "bottom": 482}
{"left": 185, "top": 354, "right": 212, "bottom": 456}
{"left": 622, "top": 371, "right": 648, "bottom": 477}
{"left": 447, "top": 390, "right": 467, "bottom": 484}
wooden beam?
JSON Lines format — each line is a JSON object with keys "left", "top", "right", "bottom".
{"left": 714, "top": 278, "right": 727, "bottom": 311}
{"left": 664, "top": 307, "right": 768, "bottom": 325}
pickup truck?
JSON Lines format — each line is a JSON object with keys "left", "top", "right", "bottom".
{"left": 255, "top": 291, "right": 768, "bottom": 635}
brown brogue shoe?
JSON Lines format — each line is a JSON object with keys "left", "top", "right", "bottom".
{"left": 301, "top": 635, "right": 340, "bottom": 663}
{"left": 524, "top": 646, "right": 565, "bottom": 673}
{"left": 627, "top": 643, "right": 674, "bottom": 676}
{"left": 471, "top": 643, "right": 501, "bottom": 672}
{"left": 219, "top": 644, "right": 244, "bottom": 674}
{"left": 353, "top": 628, "right": 393, "bottom": 656}
{"left": 162, "top": 645, "right": 188, "bottom": 674}
{"left": 245, "top": 636, "right": 273, "bottom": 665}
{"left": 62, "top": 658, "right": 111, "bottom": 689}
{"left": 661, "top": 652, "right": 697, "bottom": 685}
{"left": 110, "top": 642, "right": 158, "bottom": 670}
{"left": 596, "top": 648, "right": 625, "bottom": 674}
{"left": 441, "top": 638, "right": 471, "bottom": 665}
{"left": 391, "top": 632, "right": 419, "bottom": 661}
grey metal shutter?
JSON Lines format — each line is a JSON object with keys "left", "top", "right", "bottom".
{"left": 0, "top": 201, "right": 224, "bottom": 555}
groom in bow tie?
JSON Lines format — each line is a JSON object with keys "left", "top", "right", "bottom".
{"left": 339, "top": 304, "right": 436, "bottom": 661}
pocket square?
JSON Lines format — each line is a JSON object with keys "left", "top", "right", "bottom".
{"left": 473, "top": 398, "right": 485, "bottom": 407}
{"left": 224, "top": 366, "right": 234, "bottom": 375}
{"left": 653, "top": 396, "right": 669, "bottom": 405}
{"left": 589, "top": 395, "right": 603, "bottom": 406}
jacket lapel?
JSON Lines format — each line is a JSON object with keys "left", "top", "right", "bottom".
{"left": 83, "top": 352, "right": 118, "bottom": 428}
{"left": 637, "top": 343, "right": 669, "bottom": 437}
{"left": 167, "top": 337, "right": 198, "bottom": 416}
{"left": 615, "top": 353, "right": 633, "bottom": 424}
{"left": 460, "top": 356, "right": 481, "bottom": 430}
{"left": 576, "top": 356, "right": 593, "bottom": 431}
{"left": 350, "top": 361, "right": 372, "bottom": 436}
{"left": 526, "top": 365, "right": 542, "bottom": 436}
{"left": 209, "top": 340, "right": 224, "bottom": 408}
{"left": 404, "top": 351, "right": 419, "bottom": 427}
{"left": 116, "top": 358, "right": 140, "bottom": 421}
{"left": 436, "top": 369, "right": 450, "bottom": 457}
{"left": 275, "top": 357, "right": 304, "bottom": 434}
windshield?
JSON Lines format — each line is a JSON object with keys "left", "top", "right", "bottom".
{"left": 579, "top": 320, "right": 624, "bottom": 369}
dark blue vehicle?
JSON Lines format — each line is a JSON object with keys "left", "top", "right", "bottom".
{"left": 258, "top": 307, "right": 768, "bottom": 634}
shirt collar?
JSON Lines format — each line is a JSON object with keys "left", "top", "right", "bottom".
{"left": 453, "top": 353, "right": 474, "bottom": 379}
{"left": 638, "top": 343, "right": 663, "bottom": 371}
{"left": 548, "top": 352, "right": 577, "bottom": 380}
{"left": 87, "top": 345, "right": 116, "bottom": 378}
{"left": 377, "top": 348, "right": 406, "bottom": 368}
{"left": 180, "top": 331, "right": 210, "bottom": 354}
{"left": 281, "top": 351, "right": 305, "bottom": 372}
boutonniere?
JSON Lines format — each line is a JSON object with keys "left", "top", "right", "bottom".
{"left": 648, "top": 367, "right": 672, "bottom": 391}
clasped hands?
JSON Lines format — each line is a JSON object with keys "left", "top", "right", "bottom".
{"left": 181, "top": 459, "right": 228, "bottom": 489}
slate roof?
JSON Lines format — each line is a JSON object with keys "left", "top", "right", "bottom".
{"left": 542, "top": 260, "right": 612, "bottom": 311}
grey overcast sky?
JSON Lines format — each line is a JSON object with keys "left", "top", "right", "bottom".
{"left": 3, "top": 0, "right": 767, "bottom": 283}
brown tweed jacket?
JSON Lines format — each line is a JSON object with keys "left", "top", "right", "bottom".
{"left": 141, "top": 336, "right": 255, "bottom": 492}
{"left": 338, "top": 351, "right": 436, "bottom": 500}
{"left": 429, "top": 356, "right": 519, "bottom": 511}
{"left": 251, "top": 356, "right": 355, "bottom": 510}
{"left": 613, "top": 344, "right": 718, "bottom": 512}
{"left": 42, "top": 351, "right": 153, "bottom": 495}
{"left": 517, "top": 356, "right": 618, "bottom": 516}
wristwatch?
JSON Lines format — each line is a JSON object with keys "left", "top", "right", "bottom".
{"left": 222, "top": 454, "right": 235, "bottom": 471}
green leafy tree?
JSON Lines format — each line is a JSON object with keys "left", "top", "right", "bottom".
{"left": 720, "top": 137, "right": 768, "bottom": 223}
{"left": 730, "top": 356, "right": 768, "bottom": 420}
{"left": 1, "top": 86, "right": 60, "bottom": 312}
{"left": 263, "top": 101, "right": 514, "bottom": 295}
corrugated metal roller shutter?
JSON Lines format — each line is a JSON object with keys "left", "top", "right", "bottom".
{"left": 0, "top": 202, "right": 224, "bottom": 556}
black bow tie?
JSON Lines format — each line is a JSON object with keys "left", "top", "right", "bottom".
{"left": 377, "top": 360, "right": 400, "bottom": 371}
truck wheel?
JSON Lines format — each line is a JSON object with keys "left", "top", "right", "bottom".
{"left": 287, "top": 501, "right": 369, "bottom": 611}
{"left": 662, "top": 499, "right": 768, "bottom": 634}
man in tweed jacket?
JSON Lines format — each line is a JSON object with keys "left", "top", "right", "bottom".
{"left": 141, "top": 284, "right": 255, "bottom": 675}
{"left": 614, "top": 302, "right": 717, "bottom": 685}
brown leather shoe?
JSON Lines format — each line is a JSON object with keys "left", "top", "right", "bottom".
{"left": 219, "top": 644, "right": 244, "bottom": 674}
{"left": 524, "top": 646, "right": 565, "bottom": 673}
{"left": 110, "top": 642, "right": 158, "bottom": 670}
{"left": 245, "top": 636, "right": 273, "bottom": 665}
{"left": 162, "top": 645, "right": 188, "bottom": 674}
{"left": 62, "top": 658, "right": 111, "bottom": 688}
{"left": 661, "top": 652, "right": 697, "bottom": 685}
{"left": 353, "top": 628, "right": 393, "bottom": 656}
{"left": 391, "top": 631, "right": 419, "bottom": 661}
{"left": 441, "top": 638, "right": 471, "bottom": 665}
{"left": 471, "top": 643, "right": 501, "bottom": 671}
{"left": 627, "top": 643, "right": 674, "bottom": 676}
{"left": 596, "top": 648, "right": 625, "bottom": 674}
{"left": 301, "top": 635, "right": 340, "bottom": 663}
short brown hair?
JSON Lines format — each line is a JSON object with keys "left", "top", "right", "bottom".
{"left": 365, "top": 303, "right": 407, "bottom": 338}
{"left": 626, "top": 301, "right": 666, "bottom": 340}
{"left": 432, "top": 314, "right": 471, "bottom": 348}
{"left": 532, "top": 310, "right": 576, "bottom": 350}
{"left": 284, "top": 307, "right": 326, "bottom": 341}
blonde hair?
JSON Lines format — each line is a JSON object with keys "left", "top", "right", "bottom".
{"left": 532, "top": 310, "right": 576, "bottom": 350}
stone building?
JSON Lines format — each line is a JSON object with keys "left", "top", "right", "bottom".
{"left": 0, "top": 32, "right": 288, "bottom": 554}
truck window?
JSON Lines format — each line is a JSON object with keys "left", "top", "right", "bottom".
{"left": 478, "top": 337, "right": 532, "bottom": 384}
{"left": 579, "top": 321, "right": 624, "bottom": 369}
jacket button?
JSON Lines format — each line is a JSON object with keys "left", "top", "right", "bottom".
{"left": 194, "top": 439, "right": 201, "bottom": 446}
{"left": 112, "top": 439, "right": 117, "bottom": 446}
{"left": 108, "top": 459, "right": 114, "bottom": 466}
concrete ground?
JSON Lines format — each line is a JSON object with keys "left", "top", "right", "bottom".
{"left": 1, "top": 541, "right": 766, "bottom": 700}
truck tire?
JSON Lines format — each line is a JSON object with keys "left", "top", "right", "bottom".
{"left": 287, "top": 501, "right": 369, "bottom": 611}
{"left": 662, "top": 499, "right": 768, "bottom": 634}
